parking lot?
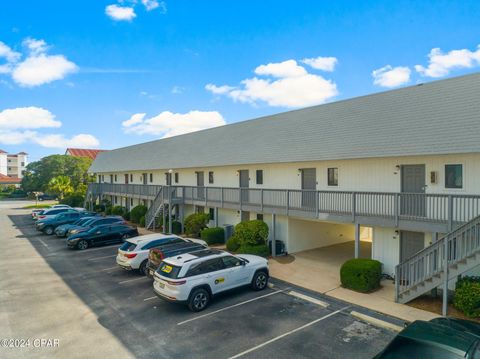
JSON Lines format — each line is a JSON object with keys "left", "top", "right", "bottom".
{"left": 1, "top": 200, "right": 399, "bottom": 359}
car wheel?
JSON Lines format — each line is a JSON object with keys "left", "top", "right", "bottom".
{"left": 139, "top": 260, "right": 148, "bottom": 275}
{"left": 44, "top": 226, "right": 54, "bottom": 235}
{"left": 77, "top": 240, "right": 89, "bottom": 250}
{"left": 251, "top": 270, "right": 268, "bottom": 291}
{"left": 188, "top": 288, "right": 210, "bottom": 312}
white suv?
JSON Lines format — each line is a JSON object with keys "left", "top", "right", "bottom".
{"left": 116, "top": 234, "right": 207, "bottom": 275}
{"left": 153, "top": 249, "right": 269, "bottom": 311}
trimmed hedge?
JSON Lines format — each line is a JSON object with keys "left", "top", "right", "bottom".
{"left": 130, "top": 205, "right": 147, "bottom": 224}
{"left": 111, "top": 205, "right": 127, "bottom": 216}
{"left": 226, "top": 236, "right": 240, "bottom": 252}
{"left": 184, "top": 213, "right": 210, "bottom": 237}
{"left": 201, "top": 227, "right": 225, "bottom": 245}
{"left": 232, "top": 220, "right": 269, "bottom": 247}
{"left": 340, "top": 258, "right": 382, "bottom": 293}
{"left": 454, "top": 276, "right": 480, "bottom": 317}
{"left": 237, "top": 244, "right": 270, "bottom": 257}
{"left": 139, "top": 215, "right": 146, "bottom": 227}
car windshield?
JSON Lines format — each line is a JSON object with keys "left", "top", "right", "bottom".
{"left": 157, "top": 261, "right": 182, "bottom": 279}
{"left": 119, "top": 242, "right": 137, "bottom": 252}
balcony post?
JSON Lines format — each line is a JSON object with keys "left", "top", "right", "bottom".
{"left": 447, "top": 195, "right": 453, "bottom": 232}
{"left": 271, "top": 213, "right": 276, "bottom": 257}
{"left": 162, "top": 203, "right": 166, "bottom": 234}
{"left": 394, "top": 265, "right": 400, "bottom": 302}
{"left": 221, "top": 187, "right": 224, "bottom": 208}
{"left": 354, "top": 223, "right": 360, "bottom": 258}
{"left": 286, "top": 190, "right": 290, "bottom": 216}
{"left": 395, "top": 193, "right": 400, "bottom": 227}
{"left": 442, "top": 237, "right": 449, "bottom": 316}
{"left": 205, "top": 187, "right": 208, "bottom": 207}
{"left": 168, "top": 187, "right": 172, "bottom": 234}
{"left": 352, "top": 192, "right": 356, "bottom": 223}
{"left": 261, "top": 189, "right": 264, "bottom": 212}
{"left": 315, "top": 191, "right": 319, "bottom": 218}
{"left": 214, "top": 207, "right": 219, "bottom": 227}
{"left": 240, "top": 188, "right": 243, "bottom": 211}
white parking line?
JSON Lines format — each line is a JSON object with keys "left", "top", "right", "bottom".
{"left": 87, "top": 254, "right": 117, "bottom": 261}
{"left": 143, "top": 296, "right": 157, "bottom": 301}
{"left": 99, "top": 266, "right": 120, "bottom": 272}
{"left": 118, "top": 277, "right": 149, "bottom": 285}
{"left": 38, "top": 238, "right": 49, "bottom": 249}
{"left": 228, "top": 306, "right": 349, "bottom": 359}
{"left": 76, "top": 245, "right": 120, "bottom": 254}
{"left": 288, "top": 290, "right": 329, "bottom": 307}
{"left": 177, "top": 289, "right": 289, "bottom": 326}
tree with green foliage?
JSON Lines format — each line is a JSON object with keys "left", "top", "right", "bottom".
{"left": 21, "top": 154, "right": 95, "bottom": 195}
{"left": 47, "top": 175, "right": 74, "bottom": 199}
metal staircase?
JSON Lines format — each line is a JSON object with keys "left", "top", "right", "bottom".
{"left": 145, "top": 187, "right": 164, "bottom": 230}
{"left": 395, "top": 214, "right": 480, "bottom": 308}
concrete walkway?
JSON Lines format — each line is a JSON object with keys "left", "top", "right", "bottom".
{"left": 269, "top": 241, "right": 439, "bottom": 323}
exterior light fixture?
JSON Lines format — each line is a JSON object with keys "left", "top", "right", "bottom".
{"left": 168, "top": 169, "right": 173, "bottom": 174}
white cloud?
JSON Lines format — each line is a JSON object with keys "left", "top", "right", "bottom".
{"left": 0, "top": 107, "right": 61, "bottom": 129}
{"left": 33, "top": 134, "right": 100, "bottom": 148}
{"left": 171, "top": 85, "right": 184, "bottom": 94}
{"left": 302, "top": 56, "right": 338, "bottom": 72}
{"left": 0, "top": 106, "right": 99, "bottom": 148}
{"left": 142, "top": 0, "right": 166, "bottom": 12}
{"left": 105, "top": 4, "right": 136, "bottom": 21}
{"left": 205, "top": 84, "right": 235, "bottom": 95}
{"left": 12, "top": 54, "right": 78, "bottom": 87}
{"left": 122, "top": 110, "right": 226, "bottom": 138}
{"left": 415, "top": 45, "right": 480, "bottom": 78}
{"left": 0, "top": 41, "right": 20, "bottom": 62}
{"left": 206, "top": 59, "right": 338, "bottom": 108}
{"left": 0, "top": 38, "right": 78, "bottom": 87}
{"left": 372, "top": 65, "right": 411, "bottom": 88}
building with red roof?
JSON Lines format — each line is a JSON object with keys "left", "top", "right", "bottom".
{"left": 65, "top": 148, "right": 107, "bottom": 160}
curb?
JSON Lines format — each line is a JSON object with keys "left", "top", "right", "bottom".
{"left": 350, "top": 310, "right": 403, "bottom": 332}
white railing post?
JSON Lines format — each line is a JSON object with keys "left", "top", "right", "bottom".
{"left": 395, "top": 193, "right": 400, "bottom": 227}
{"left": 352, "top": 192, "right": 356, "bottom": 223}
{"left": 221, "top": 187, "right": 224, "bottom": 208}
{"left": 286, "top": 190, "right": 290, "bottom": 216}
{"left": 448, "top": 195, "right": 453, "bottom": 232}
{"left": 442, "top": 236, "right": 449, "bottom": 316}
{"left": 261, "top": 189, "right": 264, "bottom": 212}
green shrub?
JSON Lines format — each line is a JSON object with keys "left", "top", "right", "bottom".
{"left": 184, "top": 213, "right": 210, "bottom": 237}
{"left": 226, "top": 236, "right": 240, "bottom": 252}
{"left": 130, "top": 205, "right": 147, "bottom": 224}
{"left": 111, "top": 205, "right": 126, "bottom": 216}
{"left": 60, "top": 193, "right": 85, "bottom": 207}
{"left": 172, "top": 220, "right": 182, "bottom": 234}
{"left": 201, "top": 227, "right": 225, "bottom": 245}
{"left": 340, "top": 258, "right": 382, "bottom": 293}
{"left": 232, "top": 220, "right": 269, "bottom": 247}
{"left": 139, "top": 216, "right": 146, "bottom": 227}
{"left": 454, "top": 277, "right": 480, "bottom": 317}
{"left": 159, "top": 217, "right": 182, "bottom": 234}
{"left": 94, "top": 204, "right": 105, "bottom": 212}
{"left": 237, "top": 244, "right": 270, "bottom": 257}
{"left": 123, "top": 211, "right": 130, "bottom": 221}
{"left": 105, "top": 206, "right": 112, "bottom": 215}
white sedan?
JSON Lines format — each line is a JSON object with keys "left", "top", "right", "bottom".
{"left": 116, "top": 233, "right": 207, "bottom": 275}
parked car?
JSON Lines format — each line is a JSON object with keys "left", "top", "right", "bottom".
{"left": 55, "top": 216, "right": 97, "bottom": 237}
{"left": 66, "top": 224, "right": 138, "bottom": 250}
{"left": 116, "top": 234, "right": 207, "bottom": 275}
{"left": 373, "top": 318, "right": 480, "bottom": 358}
{"left": 36, "top": 208, "right": 79, "bottom": 221}
{"left": 31, "top": 204, "right": 72, "bottom": 220}
{"left": 36, "top": 211, "right": 96, "bottom": 235}
{"left": 153, "top": 249, "right": 269, "bottom": 312}
{"left": 37, "top": 194, "right": 58, "bottom": 201}
{"left": 66, "top": 216, "right": 125, "bottom": 236}
{"left": 145, "top": 241, "right": 208, "bottom": 278}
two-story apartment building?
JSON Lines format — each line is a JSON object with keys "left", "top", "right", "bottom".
{"left": 0, "top": 151, "right": 28, "bottom": 179}
{"left": 88, "top": 73, "right": 480, "bottom": 306}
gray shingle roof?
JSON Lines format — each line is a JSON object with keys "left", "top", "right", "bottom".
{"left": 90, "top": 73, "right": 480, "bottom": 173}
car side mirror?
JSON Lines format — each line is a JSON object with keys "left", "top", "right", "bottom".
{"left": 241, "top": 260, "right": 246, "bottom": 266}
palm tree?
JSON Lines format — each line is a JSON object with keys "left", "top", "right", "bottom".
{"left": 47, "top": 175, "right": 74, "bottom": 200}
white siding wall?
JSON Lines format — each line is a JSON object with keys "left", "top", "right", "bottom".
{"left": 96, "top": 153, "right": 480, "bottom": 195}
{"left": 287, "top": 218, "right": 354, "bottom": 253}
{"left": 0, "top": 154, "right": 7, "bottom": 176}
{"left": 372, "top": 227, "right": 399, "bottom": 277}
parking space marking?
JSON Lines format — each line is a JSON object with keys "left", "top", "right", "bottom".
{"left": 118, "top": 277, "right": 149, "bottom": 284}
{"left": 228, "top": 306, "right": 350, "bottom": 359}
{"left": 87, "top": 254, "right": 117, "bottom": 261}
{"left": 99, "top": 266, "right": 121, "bottom": 272}
{"left": 287, "top": 290, "right": 329, "bottom": 308}
{"left": 76, "top": 245, "right": 120, "bottom": 254}
{"left": 38, "top": 238, "right": 49, "bottom": 249}
{"left": 143, "top": 296, "right": 157, "bottom": 301}
{"left": 177, "top": 288, "right": 289, "bottom": 326}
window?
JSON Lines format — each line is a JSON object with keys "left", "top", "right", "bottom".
{"left": 209, "top": 171, "right": 214, "bottom": 184}
{"left": 445, "top": 164, "right": 463, "bottom": 189}
{"left": 21, "top": 162, "right": 25, "bottom": 166}
{"left": 114, "top": 174, "right": 117, "bottom": 182}
{"left": 256, "top": 170, "right": 263, "bottom": 185}
{"left": 196, "top": 206, "right": 204, "bottom": 214}
{"left": 174, "top": 172, "right": 179, "bottom": 183}
{"left": 150, "top": 173, "right": 153, "bottom": 183}
{"left": 327, "top": 168, "right": 338, "bottom": 186}
{"left": 222, "top": 256, "right": 243, "bottom": 268}
{"left": 110, "top": 175, "right": 113, "bottom": 183}
{"left": 256, "top": 214, "right": 264, "bottom": 221}
{"left": 130, "top": 174, "right": 133, "bottom": 182}
{"left": 130, "top": 198, "right": 133, "bottom": 206}
{"left": 8, "top": 167, "right": 11, "bottom": 171}
{"left": 165, "top": 172, "right": 172, "bottom": 185}
{"left": 209, "top": 208, "right": 215, "bottom": 221}
{"left": 186, "top": 258, "right": 224, "bottom": 277}
{"left": 114, "top": 196, "right": 118, "bottom": 204}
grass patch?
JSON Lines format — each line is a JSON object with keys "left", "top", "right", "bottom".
{"left": 22, "top": 203, "right": 57, "bottom": 209}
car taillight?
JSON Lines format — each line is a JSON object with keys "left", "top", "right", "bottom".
{"left": 125, "top": 253, "right": 137, "bottom": 259}
{"left": 38, "top": 215, "right": 45, "bottom": 219}
{"left": 165, "top": 279, "right": 186, "bottom": 285}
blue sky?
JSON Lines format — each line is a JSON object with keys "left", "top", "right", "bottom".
{"left": 0, "top": 0, "right": 479, "bottom": 162}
